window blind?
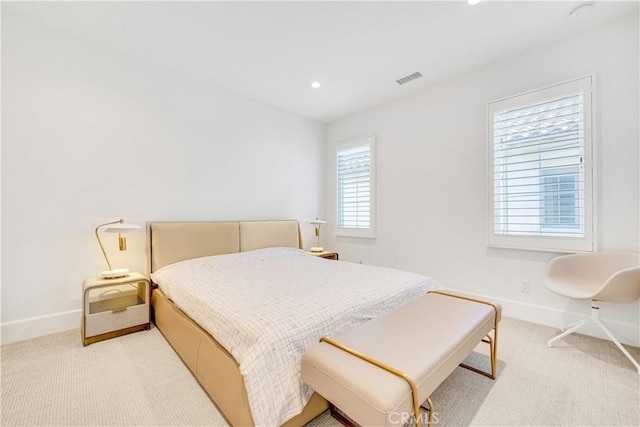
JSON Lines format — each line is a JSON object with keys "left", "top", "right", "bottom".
{"left": 493, "top": 94, "right": 585, "bottom": 237}
{"left": 337, "top": 144, "right": 371, "bottom": 229}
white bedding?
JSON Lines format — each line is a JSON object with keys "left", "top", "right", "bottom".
{"left": 151, "top": 247, "right": 439, "bottom": 426}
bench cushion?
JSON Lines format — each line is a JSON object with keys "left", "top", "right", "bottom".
{"left": 301, "top": 292, "right": 497, "bottom": 426}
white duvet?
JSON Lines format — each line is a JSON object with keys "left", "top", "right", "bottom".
{"left": 151, "top": 247, "right": 439, "bottom": 426}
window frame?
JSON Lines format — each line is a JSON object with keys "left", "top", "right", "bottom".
{"left": 335, "top": 134, "right": 376, "bottom": 239}
{"left": 487, "top": 76, "right": 596, "bottom": 252}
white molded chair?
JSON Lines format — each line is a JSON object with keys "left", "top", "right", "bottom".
{"left": 545, "top": 252, "right": 640, "bottom": 374}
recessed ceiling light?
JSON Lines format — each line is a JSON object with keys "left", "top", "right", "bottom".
{"left": 569, "top": 2, "right": 593, "bottom": 19}
{"left": 468, "top": 0, "right": 482, "bottom": 5}
{"left": 311, "top": 81, "right": 321, "bottom": 89}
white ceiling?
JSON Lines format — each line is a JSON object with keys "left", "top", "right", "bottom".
{"left": 6, "top": 1, "right": 639, "bottom": 123}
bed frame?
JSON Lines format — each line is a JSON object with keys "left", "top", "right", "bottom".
{"left": 146, "top": 220, "right": 329, "bottom": 426}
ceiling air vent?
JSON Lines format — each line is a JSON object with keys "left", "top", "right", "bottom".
{"left": 396, "top": 72, "right": 423, "bottom": 86}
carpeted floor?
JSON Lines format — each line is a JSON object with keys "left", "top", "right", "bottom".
{"left": 1, "top": 317, "right": 638, "bottom": 426}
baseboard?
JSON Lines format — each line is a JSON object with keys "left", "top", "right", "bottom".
{"left": 442, "top": 288, "right": 639, "bottom": 347}
{"left": 1, "top": 309, "right": 81, "bottom": 345}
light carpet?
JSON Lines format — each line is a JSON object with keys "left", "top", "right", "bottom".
{"left": 1, "top": 317, "right": 638, "bottom": 426}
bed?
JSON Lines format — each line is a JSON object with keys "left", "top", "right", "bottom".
{"left": 147, "top": 220, "right": 438, "bottom": 426}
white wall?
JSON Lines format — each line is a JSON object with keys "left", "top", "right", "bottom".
{"left": 325, "top": 14, "right": 640, "bottom": 345}
{"left": 1, "top": 14, "right": 325, "bottom": 344}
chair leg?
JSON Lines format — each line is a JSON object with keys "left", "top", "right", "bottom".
{"left": 547, "top": 318, "right": 591, "bottom": 348}
{"left": 549, "top": 302, "right": 640, "bottom": 375}
{"left": 594, "top": 319, "right": 640, "bottom": 375}
{"left": 559, "top": 318, "right": 589, "bottom": 332}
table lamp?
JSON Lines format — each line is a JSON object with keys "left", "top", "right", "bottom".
{"left": 95, "top": 219, "right": 142, "bottom": 279}
{"left": 309, "top": 218, "right": 327, "bottom": 252}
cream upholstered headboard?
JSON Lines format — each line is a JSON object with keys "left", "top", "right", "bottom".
{"left": 147, "top": 220, "right": 303, "bottom": 274}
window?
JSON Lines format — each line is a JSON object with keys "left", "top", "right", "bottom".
{"left": 336, "top": 134, "right": 375, "bottom": 238}
{"left": 488, "top": 76, "right": 595, "bottom": 252}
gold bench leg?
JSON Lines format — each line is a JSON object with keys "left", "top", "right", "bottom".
{"left": 459, "top": 329, "right": 498, "bottom": 379}
{"left": 419, "top": 397, "right": 434, "bottom": 427}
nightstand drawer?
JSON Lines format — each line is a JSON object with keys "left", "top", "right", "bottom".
{"left": 85, "top": 303, "right": 149, "bottom": 338}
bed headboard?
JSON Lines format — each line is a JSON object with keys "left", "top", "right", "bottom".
{"left": 147, "top": 220, "right": 303, "bottom": 274}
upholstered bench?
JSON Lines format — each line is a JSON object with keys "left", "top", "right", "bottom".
{"left": 301, "top": 290, "right": 500, "bottom": 427}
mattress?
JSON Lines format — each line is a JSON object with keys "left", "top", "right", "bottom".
{"left": 151, "top": 247, "right": 439, "bottom": 426}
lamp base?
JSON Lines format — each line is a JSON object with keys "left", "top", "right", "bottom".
{"left": 309, "top": 247, "right": 324, "bottom": 253}
{"left": 101, "top": 268, "right": 130, "bottom": 279}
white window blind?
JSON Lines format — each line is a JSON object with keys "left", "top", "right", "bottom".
{"left": 488, "top": 76, "right": 595, "bottom": 252}
{"left": 336, "top": 135, "right": 375, "bottom": 238}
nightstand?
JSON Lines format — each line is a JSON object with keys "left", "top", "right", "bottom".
{"left": 82, "top": 272, "right": 150, "bottom": 346}
{"left": 307, "top": 251, "right": 339, "bottom": 260}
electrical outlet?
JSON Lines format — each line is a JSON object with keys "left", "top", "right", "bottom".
{"left": 520, "top": 280, "right": 531, "bottom": 293}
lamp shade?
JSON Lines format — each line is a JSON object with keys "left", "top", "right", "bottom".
{"left": 102, "top": 222, "right": 143, "bottom": 233}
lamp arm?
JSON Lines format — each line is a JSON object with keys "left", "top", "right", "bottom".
{"left": 94, "top": 219, "right": 123, "bottom": 271}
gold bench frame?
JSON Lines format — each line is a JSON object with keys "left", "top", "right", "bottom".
{"left": 320, "top": 290, "right": 500, "bottom": 427}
